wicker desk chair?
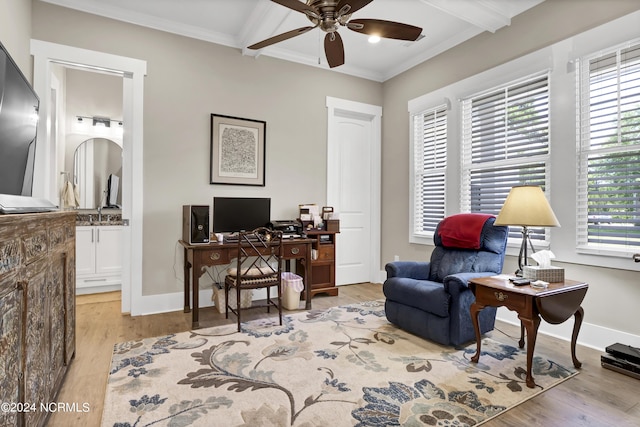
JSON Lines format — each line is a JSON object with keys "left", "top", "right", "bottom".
{"left": 224, "top": 227, "right": 283, "bottom": 331}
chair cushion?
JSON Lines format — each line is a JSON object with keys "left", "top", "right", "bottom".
{"left": 227, "top": 266, "right": 274, "bottom": 276}
{"left": 226, "top": 274, "right": 278, "bottom": 287}
{"left": 383, "top": 277, "right": 450, "bottom": 318}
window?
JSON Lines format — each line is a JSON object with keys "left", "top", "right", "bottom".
{"left": 411, "top": 105, "right": 447, "bottom": 238}
{"left": 577, "top": 41, "right": 640, "bottom": 253}
{"left": 461, "top": 73, "right": 551, "bottom": 242}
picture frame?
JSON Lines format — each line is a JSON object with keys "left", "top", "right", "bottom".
{"left": 210, "top": 114, "right": 266, "bottom": 186}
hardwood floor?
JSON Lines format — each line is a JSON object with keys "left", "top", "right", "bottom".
{"left": 48, "top": 283, "right": 639, "bottom": 426}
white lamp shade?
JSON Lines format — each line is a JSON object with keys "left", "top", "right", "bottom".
{"left": 494, "top": 185, "right": 560, "bottom": 227}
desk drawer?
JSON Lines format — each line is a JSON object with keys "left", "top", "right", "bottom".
{"left": 317, "top": 245, "right": 334, "bottom": 261}
{"left": 283, "top": 244, "right": 307, "bottom": 259}
{"left": 476, "top": 286, "right": 527, "bottom": 311}
{"left": 199, "top": 248, "right": 230, "bottom": 265}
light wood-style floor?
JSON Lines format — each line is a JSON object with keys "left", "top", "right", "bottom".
{"left": 48, "top": 284, "right": 639, "bottom": 426}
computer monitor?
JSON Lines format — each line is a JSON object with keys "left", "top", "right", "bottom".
{"left": 212, "top": 197, "right": 270, "bottom": 233}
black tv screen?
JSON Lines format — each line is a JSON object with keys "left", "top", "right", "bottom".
{"left": 0, "top": 41, "right": 39, "bottom": 197}
{"left": 213, "top": 197, "right": 271, "bottom": 233}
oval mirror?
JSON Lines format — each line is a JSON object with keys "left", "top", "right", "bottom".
{"left": 73, "top": 138, "right": 122, "bottom": 209}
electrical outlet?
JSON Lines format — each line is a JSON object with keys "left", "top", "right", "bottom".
{"left": 394, "top": 255, "right": 400, "bottom": 262}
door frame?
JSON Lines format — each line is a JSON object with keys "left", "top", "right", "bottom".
{"left": 31, "top": 40, "right": 146, "bottom": 314}
{"left": 326, "top": 96, "right": 382, "bottom": 284}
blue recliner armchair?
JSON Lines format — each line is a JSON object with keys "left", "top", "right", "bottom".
{"left": 383, "top": 214, "right": 509, "bottom": 346}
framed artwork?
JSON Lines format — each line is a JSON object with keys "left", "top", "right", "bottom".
{"left": 210, "top": 114, "right": 266, "bottom": 186}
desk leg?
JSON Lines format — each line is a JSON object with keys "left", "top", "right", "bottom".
{"left": 571, "top": 306, "right": 584, "bottom": 368}
{"left": 192, "top": 267, "right": 200, "bottom": 329}
{"left": 304, "top": 245, "right": 312, "bottom": 310}
{"left": 519, "top": 314, "right": 541, "bottom": 388}
{"left": 470, "top": 301, "right": 483, "bottom": 363}
{"left": 183, "top": 248, "right": 191, "bottom": 313}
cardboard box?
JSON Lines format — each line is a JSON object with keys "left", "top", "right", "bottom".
{"left": 522, "top": 265, "right": 564, "bottom": 282}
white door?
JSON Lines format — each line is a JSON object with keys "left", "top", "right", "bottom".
{"left": 326, "top": 97, "right": 382, "bottom": 285}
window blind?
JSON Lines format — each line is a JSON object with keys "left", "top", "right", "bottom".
{"left": 577, "top": 41, "right": 640, "bottom": 251}
{"left": 462, "top": 74, "right": 551, "bottom": 241}
{"left": 412, "top": 105, "right": 447, "bottom": 236}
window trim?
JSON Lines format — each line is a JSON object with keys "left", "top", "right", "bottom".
{"left": 405, "top": 9, "right": 640, "bottom": 272}
{"left": 409, "top": 102, "right": 449, "bottom": 244}
{"left": 576, "top": 38, "right": 640, "bottom": 258}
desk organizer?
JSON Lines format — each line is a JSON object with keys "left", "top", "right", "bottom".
{"left": 522, "top": 265, "right": 564, "bottom": 282}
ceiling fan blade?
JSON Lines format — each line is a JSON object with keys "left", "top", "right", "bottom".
{"left": 271, "top": 0, "right": 317, "bottom": 15}
{"left": 348, "top": 19, "right": 422, "bottom": 41}
{"left": 336, "top": 0, "right": 373, "bottom": 17}
{"left": 248, "top": 26, "right": 315, "bottom": 50}
{"left": 324, "top": 32, "right": 345, "bottom": 68}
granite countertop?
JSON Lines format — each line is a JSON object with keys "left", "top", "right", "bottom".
{"left": 75, "top": 210, "right": 123, "bottom": 226}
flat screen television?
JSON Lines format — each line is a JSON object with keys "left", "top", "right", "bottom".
{"left": 213, "top": 197, "right": 271, "bottom": 233}
{"left": 0, "top": 40, "right": 56, "bottom": 213}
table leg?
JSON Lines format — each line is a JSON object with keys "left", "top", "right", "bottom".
{"left": 519, "top": 314, "right": 541, "bottom": 388}
{"left": 571, "top": 306, "right": 584, "bottom": 368}
{"left": 519, "top": 322, "right": 525, "bottom": 348}
{"left": 470, "top": 301, "right": 483, "bottom": 363}
{"left": 192, "top": 265, "right": 200, "bottom": 329}
{"left": 304, "top": 245, "right": 312, "bottom": 310}
{"left": 183, "top": 248, "right": 191, "bottom": 313}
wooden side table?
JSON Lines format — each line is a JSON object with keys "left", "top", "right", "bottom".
{"left": 468, "top": 276, "right": 588, "bottom": 388}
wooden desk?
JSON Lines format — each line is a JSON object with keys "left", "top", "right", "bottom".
{"left": 179, "top": 237, "right": 313, "bottom": 328}
{"left": 469, "top": 276, "right": 588, "bottom": 388}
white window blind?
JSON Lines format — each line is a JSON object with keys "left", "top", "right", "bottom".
{"left": 461, "top": 73, "right": 550, "bottom": 241}
{"left": 412, "top": 105, "right": 447, "bottom": 236}
{"left": 577, "top": 41, "right": 640, "bottom": 252}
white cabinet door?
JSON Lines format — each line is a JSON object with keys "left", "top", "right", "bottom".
{"left": 76, "top": 226, "right": 97, "bottom": 276}
{"left": 95, "top": 226, "right": 123, "bottom": 275}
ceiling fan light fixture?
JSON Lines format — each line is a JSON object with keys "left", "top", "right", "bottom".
{"left": 250, "top": 0, "right": 423, "bottom": 68}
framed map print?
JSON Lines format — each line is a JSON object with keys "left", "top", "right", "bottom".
{"left": 210, "top": 114, "right": 266, "bottom": 186}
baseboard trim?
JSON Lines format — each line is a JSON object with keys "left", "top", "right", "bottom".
{"left": 496, "top": 307, "right": 640, "bottom": 352}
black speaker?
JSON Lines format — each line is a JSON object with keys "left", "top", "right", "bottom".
{"left": 183, "top": 205, "right": 210, "bottom": 244}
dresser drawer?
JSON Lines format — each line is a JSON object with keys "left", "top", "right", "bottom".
{"left": 475, "top": 286, "right": 527, "bottom": 311}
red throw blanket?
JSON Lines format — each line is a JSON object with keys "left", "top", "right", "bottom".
{"left": 438, "top": 213, "right": 494, "bottom": 249}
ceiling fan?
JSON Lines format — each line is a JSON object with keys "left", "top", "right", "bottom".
{"left": 247, "top": 0, "right": 423, "bottom": 68}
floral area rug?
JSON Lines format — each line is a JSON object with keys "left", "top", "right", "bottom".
{"left": 101, "top": 301, "right": 577, "bottom": 426}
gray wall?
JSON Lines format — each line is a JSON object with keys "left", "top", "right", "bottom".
{"left": 0, "top": 0, "right": 31, "bottom": 79}
{"left": 6, "top": 0, "right": 637, "bottom": 340}
{"left": 31, "top": 0, "right": 383, "bottom": 296}
{"left": 381, "top": 0, "right": 640, "bottom": 338}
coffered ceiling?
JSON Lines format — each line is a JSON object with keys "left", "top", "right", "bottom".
{"left": 41, "top": 0, "right": 544, "bottom": 81}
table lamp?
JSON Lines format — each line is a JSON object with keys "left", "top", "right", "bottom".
{"left": 494, "top": 185, "right": 560, "bottom": 276}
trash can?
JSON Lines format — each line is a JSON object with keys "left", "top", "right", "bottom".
{"left": 281, "top": 272, "right": 304, "bottom": 310}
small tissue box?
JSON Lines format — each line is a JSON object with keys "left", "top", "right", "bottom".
{"left": 522, "top": 265, "right": 564, "bottom": 283}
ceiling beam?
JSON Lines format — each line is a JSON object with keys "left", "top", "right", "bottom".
{"left": 239, "top": 0, "right": 298, "bottom": 57}
{"left": 420, "top": 0, "right": 512, "bottom": 33}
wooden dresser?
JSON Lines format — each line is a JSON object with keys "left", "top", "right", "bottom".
{"left": 0, "top": 211, "right": 76, "bottom": 427}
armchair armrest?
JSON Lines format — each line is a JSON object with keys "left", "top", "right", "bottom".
{"left": 443, "top": 272, "right": 497, "bottom": 294}
{"left": 385, "top": 261, "right": 431, "bottom": 280}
